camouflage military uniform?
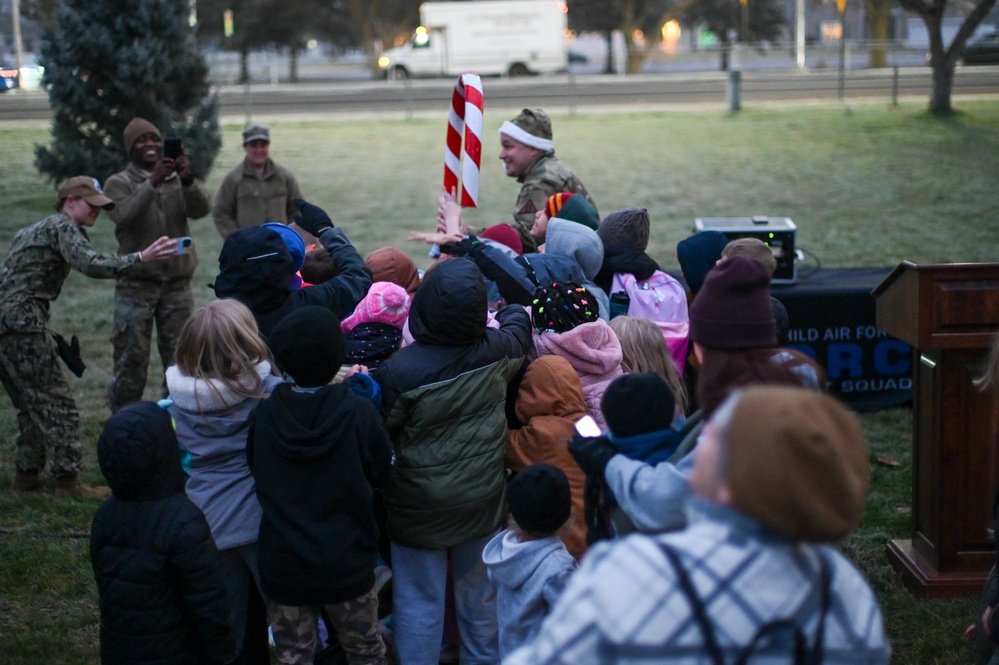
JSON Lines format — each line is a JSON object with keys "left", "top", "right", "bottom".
{"left": 0, "top": 213, "right": 141, "bottom": 476}
{"left": 268, "top": 588, "right": 386, "bottom": 664}
{"left": 513, "top": 152, "right": 597, "bottom": 252}
{"left": 104, "top": 164, "right": 211, "bottom": 412}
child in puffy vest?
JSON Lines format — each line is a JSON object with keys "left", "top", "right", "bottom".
{"left": 371, "top": 258, "right": 532, "bottom": 664}
{"left": 482, "top": 463, "right": 578, "bottom": 659}
{"left": 341, "top": 281, "right": 411, "bottom": 369}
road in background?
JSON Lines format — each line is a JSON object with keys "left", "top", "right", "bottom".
{"left": 2, "top": 66, "right": 997, "bottom": 123}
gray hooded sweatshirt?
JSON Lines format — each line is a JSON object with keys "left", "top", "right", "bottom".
{"left": 544, "top": 218, "right": 610, "bottom": 319}
{"left": 167, "top": 361, "right": 283, "bottom": 550}
{"left": 482, "top": 529, "right": 578, "bottom": 658}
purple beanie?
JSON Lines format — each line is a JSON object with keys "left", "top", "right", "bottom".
{"left": 690, "top": 256, "right": 777, "bottom": 350}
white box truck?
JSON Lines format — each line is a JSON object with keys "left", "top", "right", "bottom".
{"left": 378, "top": 0, "right": 569, "bottom": 79}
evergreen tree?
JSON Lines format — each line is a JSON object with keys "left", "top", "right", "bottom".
{"left": 34, "top": 0, "right": 221, "bottom": 184}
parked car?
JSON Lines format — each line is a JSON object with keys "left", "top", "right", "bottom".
{"left": 0, "top": 63, "right": 19, "bottom": 92}
{"left": 963, "top": 31, "right": 999, "bottom": 65}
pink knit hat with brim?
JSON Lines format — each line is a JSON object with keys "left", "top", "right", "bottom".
{"left": 341, "top": 281, "right": 411, "bottom": 333}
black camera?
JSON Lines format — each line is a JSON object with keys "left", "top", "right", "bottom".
{"left": 163, "top": 136, "right": 183, "bottom": 160}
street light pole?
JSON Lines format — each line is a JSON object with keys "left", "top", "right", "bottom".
{"left": 730, "top": 0, "right": 748, "bottom": 112}
{"left": 12, "top": 0, "right": 24, "bottom": 70}
{"left": 837, "top": 0, "right": 847, "bottom": 98}
{"left": 740, "top": 0, "right": 749, "bottom": 44}
{"left": 795, "top": 0, "right": 805, "bottom": 68}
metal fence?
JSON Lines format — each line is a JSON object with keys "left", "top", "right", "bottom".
{"left": 203, "top": 40, "right": 938, "bottom": 86}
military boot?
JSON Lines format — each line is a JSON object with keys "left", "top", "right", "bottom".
{"left": 10, "top": 470, "right": 43, "bottom": 492}
{"left": 54, "top": 474, "right": 111, "bottom": 500}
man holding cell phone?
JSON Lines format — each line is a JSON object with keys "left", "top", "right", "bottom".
{"left": 103, "top": 117, "right": 212, "bottom": 413}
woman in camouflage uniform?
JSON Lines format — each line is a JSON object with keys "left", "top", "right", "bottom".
{"left": 0, "top": 176, "right": 176, "bottom": 497}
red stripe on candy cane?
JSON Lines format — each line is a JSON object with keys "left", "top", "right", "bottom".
{"left": 444, "top": 73, "right": 484, "bottom": 208}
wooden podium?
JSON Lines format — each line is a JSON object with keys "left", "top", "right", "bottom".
{"left": 873, "top": 261, "right": 999, "bottom": 596}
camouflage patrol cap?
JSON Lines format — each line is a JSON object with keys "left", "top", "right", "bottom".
{"left": 499, "top": 108, "right": 554, "bottom": 152}
{"left": 512, "top": 109, "right": 552, "bottom": 140}
{"left": 55, "top": 176, "right": 115, "bottom": 212}
{"left": 242, "top": 124, "right": 270, "bottom": 144}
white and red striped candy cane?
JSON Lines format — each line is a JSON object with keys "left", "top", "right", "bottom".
{"left": 444, "top": 73, "right": 484, "bottom": 208}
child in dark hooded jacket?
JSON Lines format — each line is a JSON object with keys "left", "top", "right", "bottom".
{"left": 90, "top": 401, "right": 239, "bottom": 665}
{"left": 371, "top": 257, "right": 532, "bottom": 665}
{"left": 213, "top": 199, "right": 371, "bottom": 342}
{"left": 248, "top": 305, "right": 394, "bottom": 664}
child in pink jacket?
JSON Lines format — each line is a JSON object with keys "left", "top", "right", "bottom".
{"left": 531, "top": 282, "right": 623, "bottom": 431}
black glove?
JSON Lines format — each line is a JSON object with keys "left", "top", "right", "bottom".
{"left": 293, "top": 199, "right": 334, "bottom": 237}
{"left": 583, "top": 474, "right": 612, "bottom": 545}
{"left": 52, "top": 333, "right": 86, "bottom": 377}
{"left": 568, "top": 433, "right": 617, "bottom": 477}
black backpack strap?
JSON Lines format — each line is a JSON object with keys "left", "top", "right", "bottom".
{"left": 658, "top": 541, "right": 832, "bottom": 665}
{"left": 733, "top": 619, "right": 806, "bottom": 665}
{"left": 734, "top": 549, "right": 832, "bottom": 665}
{"left": 658, "top": 541, "right": 726, "bottom": 665}
{"left": 807, "top": 549, "right": 833, "bottom": 665}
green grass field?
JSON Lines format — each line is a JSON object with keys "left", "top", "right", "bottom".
{"left": 2, "top": 99, "right": 998, "bottom": 663}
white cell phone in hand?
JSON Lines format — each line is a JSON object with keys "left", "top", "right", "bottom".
{"left": 574, "top": 415, "right": 601, "bottom": 438}
{"left": 175, "top": 237, "right": 193, "bottom": 255}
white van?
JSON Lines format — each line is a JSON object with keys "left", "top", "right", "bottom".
{"left": 378, "top": 0, "right": 569, "bottom": 79}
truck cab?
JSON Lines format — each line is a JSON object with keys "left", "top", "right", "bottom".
{"left": 379, "top": 27, "right": 446, "bottom": 79}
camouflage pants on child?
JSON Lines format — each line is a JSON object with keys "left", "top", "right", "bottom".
{"left": 269, "top": 587, "right": 386, "bottom": 665}
{"left": 0, "top": 331, "right": 82, "bottom": 476}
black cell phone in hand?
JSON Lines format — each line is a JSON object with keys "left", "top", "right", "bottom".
{"left": 163, "top": 136, "right": 183, "bottom": 160}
